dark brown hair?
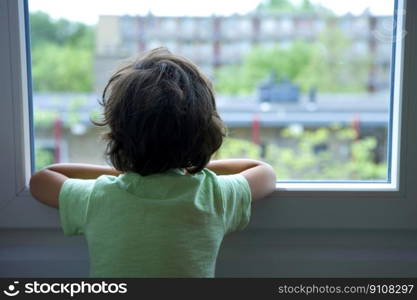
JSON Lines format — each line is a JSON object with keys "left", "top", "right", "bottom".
{"left": 94, "top": 47, "right": 226, "bottom": 176}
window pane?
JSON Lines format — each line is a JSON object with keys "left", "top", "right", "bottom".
{"left": 29, "top": 0, "right": 396, "bottom": 181}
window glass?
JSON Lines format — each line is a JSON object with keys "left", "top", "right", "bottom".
{"left": 29, "top": 0, "right": 396, "bottom": 181}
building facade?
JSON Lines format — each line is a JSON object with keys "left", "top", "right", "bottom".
{"left": 94, "top": 13, "right": 393, "bottom": 93}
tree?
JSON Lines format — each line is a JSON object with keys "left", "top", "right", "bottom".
{"left": 29, "top": 12, "right": 94, "bottom": 92}
{"left": 300, "top": 0, "right": 314, "bottom": 11}
{"left": 35, "top": 148, "right": 54, "bottom": 170}
{"left": 256, "top": 0, "right": 294, "bottom": 13}
{"left": 214, "top": 126, "right": 386, "bottom": 180}
{"left": 215, "top": 41, "right": 314, "bottom": 94}
{"left": 256, "top": 0, "right": 332, "bottom": 14}
{"left": 31, "top": 43, "right": 93, "bottom": 91}
{"left": 293, "top": 27, "right": 371, "bottom": 93}
{"left": 215, "top": 27, "right": 370, "bottom": 94}
{"left": 30, "top": 11, "right": 94, "bottom": 49}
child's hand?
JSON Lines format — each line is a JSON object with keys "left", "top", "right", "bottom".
{"left": 205, "top": 159, "right": 276, "bottom": 202}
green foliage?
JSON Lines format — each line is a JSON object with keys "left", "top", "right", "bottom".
{"left": 30, "top": 11, "right": 94, "bottom": 49}
{"left": 256, "top": 0, "right": 332, "bottom": 14}
{"left": 295, "top": 27, "right": 371, "bottom": 93}
{"left": 346, "top": 138, "right": 386, "bottom": 179}
{"left": 35, "top": 147, "right": 54, "bottom": 170}
{"left": 216, "top": 127, "right": 386, "bottom": 180}
{"left": 257, "top": 0, "right": 294, "bottom": 12}
{"left": 256, "top": 0, "right": 333, "bottom": 15}
{"left": 216, "top": 41, "right": 315, "bottom": 94}
{"left": 33, "top": 108, "right": 58, "bottom": 128}
{"left": 29, "top": 12, "right": 94, "bottom": 92}
{"left": 215, "top": 27, "right": 370, "bottom": 94}
{"left": 300, "top": 0, "right": 314, "bottom": 11}
{"left": 214, "top": 138, "right": 261, "bottom": 158}
{"left": 31, "top": 44, "right": 93, "bottom": 91}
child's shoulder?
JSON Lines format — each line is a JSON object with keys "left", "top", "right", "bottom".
{"left": 84, "top": 174, "right": 122, "bottom": 194}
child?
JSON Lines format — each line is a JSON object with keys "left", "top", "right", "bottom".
{"left": 29, "top": 48, "right": 276, "bottom": 277}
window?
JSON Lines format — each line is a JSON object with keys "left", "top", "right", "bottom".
{"left": 1, "top": 0, "right": 417, "bottom": 230}
{"left": 27, "top": 0, "right": 398, "bottom": 183}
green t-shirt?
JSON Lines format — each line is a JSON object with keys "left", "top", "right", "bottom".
{"left": 58, "top": 168, "right": 252, "bottom": 277}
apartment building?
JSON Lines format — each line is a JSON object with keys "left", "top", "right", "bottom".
{"left": 94, "top": 12, "right": 393, "bottom": 93}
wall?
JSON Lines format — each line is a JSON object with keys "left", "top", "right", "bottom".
{"left": 1, "top": 198, "right": 417, "bottom": 277}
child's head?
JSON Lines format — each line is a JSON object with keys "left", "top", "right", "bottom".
{"left": 95, "top": 47, "right": 226, "bottom": 176}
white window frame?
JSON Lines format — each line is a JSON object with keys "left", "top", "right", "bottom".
{"left": 0, "top": 0, "right": 416, "bottom": 229}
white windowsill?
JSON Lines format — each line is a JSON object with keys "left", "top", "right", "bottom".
{"left": 276, "top": 182, "right": 397, "bottom": 192}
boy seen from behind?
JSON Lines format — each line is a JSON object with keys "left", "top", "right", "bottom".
{"left": 30, "top": 48, "right": 276, "bottom": 277}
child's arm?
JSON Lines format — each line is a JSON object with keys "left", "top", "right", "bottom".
{"left": 29, "top": 163, "right": 122, "bottom": 208}
{"left": 206, "top": 159, "right": 276, "bottom": 202}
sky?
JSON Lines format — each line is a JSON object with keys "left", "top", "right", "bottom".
{"left": 28, "top": 0, "right": 394, "bottom": 25}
